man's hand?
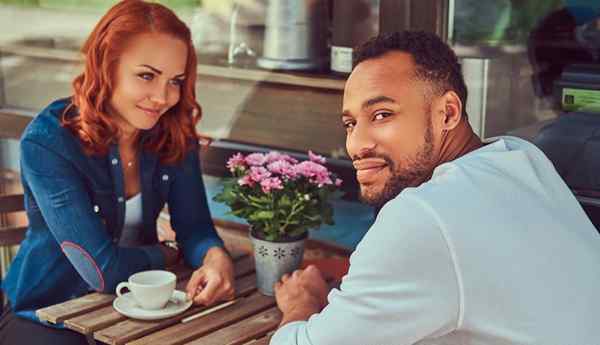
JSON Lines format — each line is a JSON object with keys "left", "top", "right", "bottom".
{"left": 186, "top": 247, "right": 235, "bottom": 306}
{"left": 274, "top": 265, "right": 330, "bottom": 327}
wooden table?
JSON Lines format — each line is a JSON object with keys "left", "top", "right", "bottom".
{"left": 36, "top": 250, "right": 278, "bottom": 345}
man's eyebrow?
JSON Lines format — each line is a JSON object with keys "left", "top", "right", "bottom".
{"left": 362, "top": 95, "right": 397, "bottom": 109}
{"left": 139, "top": 64, "right": 185, "bottom": 78}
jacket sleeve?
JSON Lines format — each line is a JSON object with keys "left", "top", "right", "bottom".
{"left": 270, "top": 195, "right": 460, "bottom": 345}
{"left": 20, "top": 139, "right": 165, "bottom": 294}
{"left": 168, "top": 146, "right": 224, "bottom": 268}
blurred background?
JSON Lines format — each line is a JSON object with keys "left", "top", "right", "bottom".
{"left": 1, "top": 0, "right": 599, "bottom": 250}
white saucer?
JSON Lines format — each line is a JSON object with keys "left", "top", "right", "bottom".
{"left": 113, "top": 290, "right": 193, "bottom": 320}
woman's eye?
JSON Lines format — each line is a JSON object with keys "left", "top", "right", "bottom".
{"left": 342, "top": 121, "right": 355, "bottom": 130}
{"left": 138, "top": 73, "right": 154, "bottom": 81}
{"left": 170, "top": 78, "right": 185, "bottom": 86}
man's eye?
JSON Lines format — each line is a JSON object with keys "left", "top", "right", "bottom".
{"left": 373, "top": 112, "right": 392, "bottom": 121}
{"left": 342, "top": 121, "right": 355, "bottom": 130}
{"left": 138, "top": 73, "right": 154, "bottom": 81}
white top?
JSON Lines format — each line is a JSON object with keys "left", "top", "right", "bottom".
{"left": 119, "top": 193, "right": 143, "bottom": 247}
{"left": 272, "top": 136, "right": 600, "bottom": 345}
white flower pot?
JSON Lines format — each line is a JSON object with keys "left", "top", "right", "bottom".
{"left": 249, "top": 230, "right": 306, "bottom": 296}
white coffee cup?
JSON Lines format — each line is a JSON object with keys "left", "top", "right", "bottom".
{"left": 116, "top": 270, "right": 176, "bottom": 310}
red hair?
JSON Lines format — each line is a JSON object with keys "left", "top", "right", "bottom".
{"left": 62, "top": 0, "right": 201, "bottom": 164}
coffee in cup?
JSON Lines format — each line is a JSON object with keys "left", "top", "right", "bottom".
{"left": 116, "top": 270, "right": 176, "bottom": 310}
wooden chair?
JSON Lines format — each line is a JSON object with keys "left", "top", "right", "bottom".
{"left": 0, "top": 193, "right": 27, "bottom": 311}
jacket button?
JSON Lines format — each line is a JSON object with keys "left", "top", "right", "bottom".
{"left": 162, "top": 174, "right": 169, "bottom": 181}
{"left": 111, "top": 158, "right": 118, "bottom": 165}
{"left": 93, "top": 205, "right": 100, "bottom": 213}
{"left": 118, "top": 196, "right": 124, "bottom": 203}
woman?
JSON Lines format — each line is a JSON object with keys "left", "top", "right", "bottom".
{"left": 0, "top": 1, "right": 234, "bottom": 343}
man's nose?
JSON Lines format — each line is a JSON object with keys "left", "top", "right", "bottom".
{"left": 346, "top": 122, "right": 376, "bottom": 160}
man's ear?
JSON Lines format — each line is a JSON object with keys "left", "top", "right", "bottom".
{"left": 432, "top": 90, "right": 462, "bottom": 132}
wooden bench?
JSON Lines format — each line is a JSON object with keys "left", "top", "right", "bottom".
{"left": 0, "top": 192, "right": 27, "bottom": 310}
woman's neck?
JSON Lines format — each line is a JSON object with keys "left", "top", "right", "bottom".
{"left": 118, "top": 124, "right": 140, "bottom": 151}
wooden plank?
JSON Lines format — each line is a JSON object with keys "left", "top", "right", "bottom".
{"left": 0, "top": 225, "right": 27, "bottom": 246}
{"left": 93, "top": 274, "right": 258, "bottom": 345}
{"left": 245, "top": 334, "right": 273, "bottom": 345}
{"left": 126, "top": 292, "right": 275, "bottom": 345}
{"left": 64, "top": 304, "right": 127, "bottom": 335}
{"left": 0, "top": 194, "right": 24, "bottom": 213}
{"left": 63, "top": 255, "right": 254, "bottom": 335}
{"left": 65, "top": 274, "right": 257, "bottom": 336}
{"left": 185, "top": 307, "right": 282, "bottom": 345}
{"left": 36, "top": 292, "right": 115, "bottom": 324}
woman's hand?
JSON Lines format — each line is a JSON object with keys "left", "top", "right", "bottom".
{"left": 185, "top": 247, "right": 235, "bottom": 306}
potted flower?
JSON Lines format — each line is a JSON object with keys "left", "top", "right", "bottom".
{"left": 214, "top": 150, "right": 342, "bottom": 295}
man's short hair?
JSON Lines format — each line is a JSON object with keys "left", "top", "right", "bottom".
{"left": 353, "top": 31, "right": 468, "bottom": 117}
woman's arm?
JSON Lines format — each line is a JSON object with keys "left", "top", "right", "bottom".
{"left": 21, "top": 139, "right": 165, "bottom": 293}
{"left": 167, "top": 146, "right": 224, "bottom": 267}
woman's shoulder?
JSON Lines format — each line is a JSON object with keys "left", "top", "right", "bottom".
{"left": 20, "top": 98, "right": 79, "bottom": 151}
{"left": 21, "top": 98, "right": 73, "bottom": 141}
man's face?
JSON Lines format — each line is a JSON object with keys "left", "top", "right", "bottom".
{"left": 342, "top": 52, "right": 436, "bottom": 207}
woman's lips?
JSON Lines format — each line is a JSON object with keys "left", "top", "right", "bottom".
{"left": 137, "top": 105, "right": 161, "bottom": 118}
{"left": 353, "top": 159, "right": 388, "bottom": 184}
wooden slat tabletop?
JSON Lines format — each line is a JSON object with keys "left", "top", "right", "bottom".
{"left": 244, "top": 334, "right": 274, "bottom": 345}
{"left": 126, "top": 292, "right": 275, "bottom": 345}
{"left": 36, "top": 251, "right": 288, "bottom": 345}
{"left": 37, "top": 250, "right": 252, "bottom": 324}
{"left": 93, "top": 274, "right": 257, "bottom": 345}
{"left": 184, "top": 308, "right": 281, "bottom": 345}
{"left": 36, "top": 292, "right": 116, "bottom": 325}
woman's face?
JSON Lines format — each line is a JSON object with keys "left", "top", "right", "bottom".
{"left": 109, "top": 33, "right": 188, "bottom": 135}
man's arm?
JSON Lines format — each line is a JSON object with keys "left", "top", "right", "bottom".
{"left": 271, "top": 196, "right": 461, "bottom": 345}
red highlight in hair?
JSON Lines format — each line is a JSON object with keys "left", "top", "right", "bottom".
{"left": 62, "top": 0, "right": 201, "bottom": 164}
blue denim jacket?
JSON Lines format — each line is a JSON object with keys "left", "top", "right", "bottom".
{"left": 2, "top": 98, "right": 223, "bottom": 324}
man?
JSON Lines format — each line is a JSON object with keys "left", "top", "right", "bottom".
{"left": 271, "top": 31, "right": 600, "bottom": 345}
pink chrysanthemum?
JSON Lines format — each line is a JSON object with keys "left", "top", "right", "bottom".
{"left": 226, "top": 152, "right": 246, "bottom": 172}
{"left": 260, "top": 177, "right": 284, "bottom": 193}
{"left": 264, "top": 151, "right": 298, "bottom": 164}
{"left": 267, "top": 160, "right": 298, "bottom": 179}
{"left": 308, "top": 150, "right": 326, "bottom": 164}
{"left": 249, "top": 166, "right": 271, "bottom": 183}
{"left": 245, "top": 153, "right": 267, "bottom": 166}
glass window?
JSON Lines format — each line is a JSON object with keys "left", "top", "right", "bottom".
{"left": 452, "top": 0, "right": 600, "bottom": 138}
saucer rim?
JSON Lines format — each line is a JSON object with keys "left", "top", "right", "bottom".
{"left": 113, "top": 290, "right": 192, "bottom": 320}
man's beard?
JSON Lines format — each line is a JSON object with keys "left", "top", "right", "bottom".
{"left": 359, "top": 121, "right": 435, "bottom": 208}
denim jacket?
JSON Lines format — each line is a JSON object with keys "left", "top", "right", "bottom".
{"left": 2, "top": 98, "right": 223, "bottom": 324}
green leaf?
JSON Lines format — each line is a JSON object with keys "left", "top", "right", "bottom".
{"left": 249, "top": 210, "right": 275, "bottom": 221}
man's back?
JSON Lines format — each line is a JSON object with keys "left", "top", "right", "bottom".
{"left": 272, "top": 136, "right": 600, "bottom": 345}
{"left": 408, "top": 135, "right": 600, "bottom": 344}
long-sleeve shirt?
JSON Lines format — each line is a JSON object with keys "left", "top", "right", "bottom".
{"left": 2, "top": 98, "right": 223, "bottom": 324}
{"left": 272, "top": 136, "right": 600, "bottom": 345}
